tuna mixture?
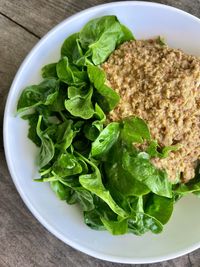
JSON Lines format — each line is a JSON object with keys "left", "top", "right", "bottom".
{"left": 102, "top": 39, "right": 200, "bottom": 182}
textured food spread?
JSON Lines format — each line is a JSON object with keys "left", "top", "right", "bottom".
{"left": 103, "top": 39, "right": 200, "bottom": 182}
{"left": 16, "top": 16, "right": 200, "bottom": 236}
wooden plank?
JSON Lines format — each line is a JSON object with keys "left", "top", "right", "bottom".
{"left": 0, "top": 0, "right": 200, "bottom": 39}
{"left": 188, "top": 249, "right": 200, "bottom": 266}
{"left": 0, "top": 15, "right": 38, "bottom": 150}
{"left": 0, "top": 0, "right": 109, "bottom": 38}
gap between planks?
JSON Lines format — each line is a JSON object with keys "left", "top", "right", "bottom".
{"left": 0, "top": 11, "right": 40, "bottom": 39}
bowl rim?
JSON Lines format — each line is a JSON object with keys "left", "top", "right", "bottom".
{"left": 3, "top": 1, "right": 200, "bottom": 264}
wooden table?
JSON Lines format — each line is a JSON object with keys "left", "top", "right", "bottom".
{"left": 1, "top": 1, "right": 200, "bottom": 266}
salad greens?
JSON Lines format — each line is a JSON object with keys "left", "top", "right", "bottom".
{"left": 17, "top": 15, "right": 200, "bottom": 236}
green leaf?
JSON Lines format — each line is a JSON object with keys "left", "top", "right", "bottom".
{"left": 145, "top": 194, "right": 174, "bottom": 224}
{"left": 88, "top": 65, "right": 120, "bottom": 112}
{"left": 121, "top": 116, "right": 151, "bottom": 145}
{"left": 55, "top": 120, "right": 74, "bottom": 151}
{"left": 83, "top": 123, "right": 100, "bottom": 141}
{"left": 52, "top": 152, "right": 82, "bottom": 177}
{"left": 94, "top": 103, "right": 106, "bottom": 122}
{"left": 50, "top": 179, "right": 79, "bottom": 205}
{"left": 157, "top": 36, "right": 166, "bottom": 46}
{"left": 17, "top": 78, "right": 59, "bottom": 113}
{"left": 56, "top": 57, "right": 88, "bottom": 86}
{"left": 78, "top": 153, "right": 127, "bottom": 218}
{"left": 91, "top": 122, "right": 120, "bottom": 158}
{"left": 61, "top": 33, "right": 80, "bottom": 61}
{"left": 42, "top": 63, "right": 57, "bottom": 78}
{"left": 22, "top": 113, "right": 41, "bottom": 146}
{"left": 128, "top": 213, "right": 163, "bottom": 235}
{"left": 147, "top": 140, "right": 180, "bottom": 159}
{"left": 105, "top": 142, "right": 150, "bottom": 197}
{"left": 75, "top": 188, "right": 95, "bottom": 211}
{"left": 50, "top": 180, "right": 70, "bottom": 200}
{"left": 54, "top": 176, "right": 95, "bottom": 211}
{"left": 173, "top": 165, "right": 200, "bottom": 196}
{"left": 84, "top": 103, "right": 106, "bottom": 141}
{"left": 128, "top": 196, "right": 163, "bottom": 235}
{"left": 101, "top": 217, "right": 128, "bottom": 235}
{"left": 49, "top": 85, "right": 67, "bottom": 112}
{"left": 79, "top": 15, "right": 134, "bottom": 65}
{"left": 65, "top": 86, "right": 94, "bottom": 119}
{"left": 36, "top": 115, "right": 55, "bottom": 167}
{"left": 84, "top": 210, "right": 105, "bottom": 230}
{"left": 122, "top": 150, "right": 172, "bottom": 198}
{"left": 119, "top": 24, "right": 135, "bottom": 44}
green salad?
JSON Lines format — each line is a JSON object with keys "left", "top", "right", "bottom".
{"left": 17, "top": 16, "right": 200, "bottom": 235}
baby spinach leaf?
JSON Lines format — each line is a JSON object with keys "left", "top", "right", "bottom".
{"left": 67, "top": 86, "right": 84, "bottom": 99}
{"left": 48, "top": 85, "right": 67, "bottom": 112}
{"left": 42, "top": 63, "right": 57, "bottom": 78}
{"left": 79, "top": 15, "right": 134, "bottom": 65}
{"left": 88, "top": 65, "right": 120, "bottom": 112}
{"left": 84, "top": 103, "right": 106, "bottom": 141}
{"left": 55, "top": 120, "right": 74, "bottom": 151}
{"left": 51, "top": 173, "right": 95, "bottom": 211}
{"left": 145, "top": 194, "right": 174, "bottom": 225}
{"left": 128, "top": 196, "right": 163, "bottom": 235}
{"left": 22, "top": 113, "right": 41, "bottom": 146}
{"left": 79, "top": 15, "right": 121, "bottom": 48}
{"left": 147, "top": 140, "right": 180, "bottom": 159}
{"left": 78, "top": 153, "right": 127, "bottom": 218}
{"left": 122, "top": 150, "right": 172, "bottom": 198}
{"left": 56, "top": 57, "right": 88, "bottom": 86}
{"left": 119, "top": 24, "right": 135, "bottom": 44}
{"left": 52, "top": 152, "right": 82, "bottom": 177}
{"left": 82, "top": 105, "right": 104, "bottom": 142}
{"left": 94, "top": 103, "right": 106, "bottom": 122}
{"left": 17, "top": 78, "right": 59, "bottom": 113}
{"left": 36, "top": 115, "right": 55, "bottom": 167}
{"left": 61, "top": 33, "right": 80, "bottom": 61}
{"left": 42, "top": 124, "right": 59, "bottom": 143}
{"left": 128, "top": 212, "right": 163, "bottom": 235}
{"left": 87, "top": 65, "right": 105, "bottom": 87}
{"left": 84, "top": 123, "right": 100, "bottom": 141}
{"left": 100, "top": 217, "right": 128, "bottom": 235}
{"left": 173, "top": 165, "right": 200, "bottom": 196}
{"left": 105, "top": 142, "right": 150, "bottom": 197}
{"left": 79, "top": 171, "right": 127, "bottom": 218}
{"left": 50, "top": 179, "right": 79, "bottom": 205}
{"left": 50, "top": 180, "right": 71, "bottom": 200}
{"left": 121, "top": 116, "right": 151, "bottom": 145}
{"left": 91, "top": 122, "right": 120, "bottom": 158}
{"left": 90, "top": 103, "right": 106, "bottom": 135}
{"left": 157, "top": 36, "right": 166, "bottom": 46}
{"left": 65, "top": 86, "right": 94, "bottom": 119}
{"left": 65, "top": 189, "right": 79, "bottom": 204}
{"left": 75, "top": 188, "right": 95, "bottom": 211}
{"left": 84, "top": 209, "right": 105, "bottom": 230}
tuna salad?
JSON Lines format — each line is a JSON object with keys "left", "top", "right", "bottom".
{"left": 103, "top": 39, "right": 200, "bottom": 182}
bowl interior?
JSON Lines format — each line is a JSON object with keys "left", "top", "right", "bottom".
{"left": 4, "top": 2, "right": 200, "bottom": 264}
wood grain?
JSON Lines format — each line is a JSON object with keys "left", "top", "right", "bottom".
{"left": 1, "top": 0, "right": 200, "bottom": 266}
{"left": 0, "top": 14, "right": 38, "bottom": 150}
{"left": 1, "top": 0, "right": 200, "bottom": 38}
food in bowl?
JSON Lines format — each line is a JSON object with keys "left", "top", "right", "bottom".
{"left": 103, "top": 39, "right": 200, "bottom": 183}
{"left": 16, "top": 16, "right": 200, "bottom": 236}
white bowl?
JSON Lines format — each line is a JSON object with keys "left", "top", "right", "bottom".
{"left": 4, "top": 1, "right": 200, "bottom": 264}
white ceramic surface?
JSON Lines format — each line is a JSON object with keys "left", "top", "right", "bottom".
{"left": 3, "top": 1, "right": 200, "bottom": 264}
